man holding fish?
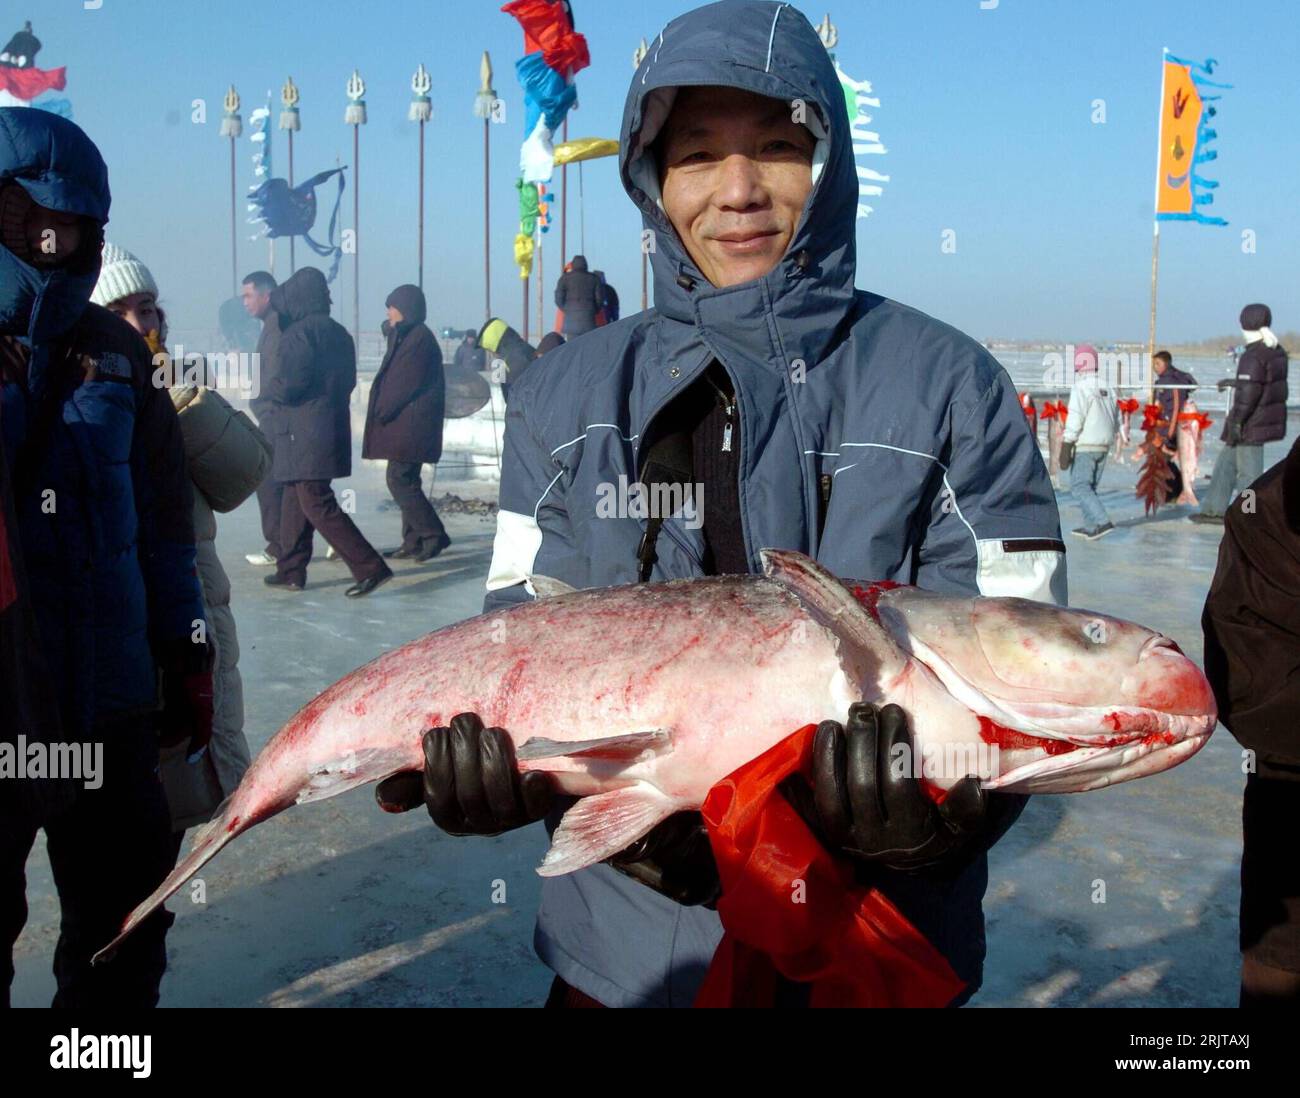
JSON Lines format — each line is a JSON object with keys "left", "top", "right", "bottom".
{"left": 377, "top": 1, "right": 1068, "bottom": 1007}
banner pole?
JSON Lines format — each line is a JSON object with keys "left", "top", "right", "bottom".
{"left": 1148, "top": 47, "right": 1169, "bottom": 403}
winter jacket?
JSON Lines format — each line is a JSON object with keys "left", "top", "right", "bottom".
{"left": 0, "top": 409, "right": 76, "bottom": 830}
{"left": 1223, "top": 340, "right": 1288, "bottom": 445}
{"left": 263, "top": 267, "right": 356, "bottom": 483}
{"left": 1153, "top": 365, "right": 1197, "bottom": 435}
{"left": 453, "top": 338, "right": 486, "bottom": 373}
{"left": 554, "top": 255, "right": 604, "bottom": 336}
{"left": 483, "top": 1, "right": 1065, "bottom": 1008}
{"left": 0, "top": 108, "right": 207, "bottom": 737}
{"left": 478, "top": 318, "right": 538, "bottom": 402}
{"left": 362, "top": 289, "right": 445, "bottom": 465}
{"left": 1203, "top": 435, "right": 1300, "bottom": 779}
{"left": 248, "top": 309, "right": 282, "bottom": 426}
{"left": 1062, "top": 373, "right": 1119, "bottom": 450}
{"left": 164, "top": 384, "right": 268, "bottom": 826}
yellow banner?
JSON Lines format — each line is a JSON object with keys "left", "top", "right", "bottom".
{"left": 1155, "top": 60, "right": 1202, "bottom": 217}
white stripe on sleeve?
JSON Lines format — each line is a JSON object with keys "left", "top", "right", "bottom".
{"left": 486, "top": 508, "right": 545, "bottom": 595}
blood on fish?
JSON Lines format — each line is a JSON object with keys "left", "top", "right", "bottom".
{"left": 849, "top": 581, "right": 905, "bottom": 620}
{"left": 977, "top": 715, "right": 1079, "bottom": 756}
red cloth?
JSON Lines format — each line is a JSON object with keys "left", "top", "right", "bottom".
{"left": 1140, "top": 402, "right": 1166, "bottom": 431}
{"left": 695, "top": 724, "right": 966, "bottom": 1008}
{"left": 502, "top": 0, "right": 591, "bottom": 76}
{"left": 0, "top": 66, "right": 66, "bottom": 102}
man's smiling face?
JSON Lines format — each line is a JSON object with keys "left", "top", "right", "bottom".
{"left": 657, "top": 86, "right": 816, "bottom": 289}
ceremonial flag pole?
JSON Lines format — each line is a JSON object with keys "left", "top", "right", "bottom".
{"left": 221, "top": 86, "right": 242, "bottom": 297}
{"left": 345, "top": 71, "right": 367, "bottom": 354}
{"left": 411, "top": 63, "right": 433, "bottom": 292}
{"left": 249, "top": 93, "right": 274, "bottom": 275}
{"left": 1148, "top": 48, "right": 1169, "bottom": 393}
{"left": 474, "top": 53, "right": 497, "bottom": 321}
{"left": 281, "top": 77, "right": 301, "bottom": 274}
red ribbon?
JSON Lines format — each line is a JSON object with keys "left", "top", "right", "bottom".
{"left": 1178, "top": 411, "right": 1214, "bottom": 431}
{"left": 1140, "top": 402, "right": 1166, "bottom": 431}
{"left": 695, "top": 724, "right": 965, "bottom": 1008}
{"left": 1117, "top": 398, "right": 1141, "bottom": 416}
{"left": 1041, "top": 401, "right": 1061, "bottom": 420}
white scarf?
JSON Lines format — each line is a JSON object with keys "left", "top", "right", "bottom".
{"left": 1242, "top": 326, "right": 1279, "bottom": 348}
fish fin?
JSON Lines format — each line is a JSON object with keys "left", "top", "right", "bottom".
{"left": 529, "top": 575, "right": 579, "bottom": 599}
{"left": 539, "top": 784, "right": 679, "bottom": 876}
{"left": 517, "top": 728, "right": 671, "bottom": 762}
{"left": 760, "top": 548, "right": 906, "bottom": 675}
{"left": 91, "top": 796, "right": 248, "bottom": 965}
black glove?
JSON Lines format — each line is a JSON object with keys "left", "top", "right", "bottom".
{"left": 607, "top": 812, "right": 720, "bottom": 907}
{"left": 374, "top": 712, "right": 554, "bottom": 836}
{"left": 780, "top": 702, "right": 986, "bottom": 875}
{"left": 157, "top": 638, "right": 216, "bottom": 760}
{"left": 1216, "top": 378, "right": 1233, "bottom": 392}
{"left": 1227, "top": 420, "right": 1244, "bottom": 445}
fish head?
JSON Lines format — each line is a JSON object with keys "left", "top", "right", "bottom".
{"left": 870, "top": 586, "right": 1216, "bottom": 792}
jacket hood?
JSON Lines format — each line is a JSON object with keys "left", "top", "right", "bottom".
{"left": 385, "top": 283, "right": 427, "bottom": 326}
{"left": 570, "top": 255, "right": 589, "bottom": 272}
{"left": 0, "top": 108, "right": 110, "bottom": 342}
{"left": 270, "top": 266, "right": 331, "bottom": 324}
{"left": 619, "top": 0, "right": 858, "bottom": 368}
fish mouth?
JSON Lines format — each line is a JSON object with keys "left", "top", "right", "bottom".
{"left": 984, "top": 728, "right": 1213, "bottom": 793}
{"left": 902, "top": 637, "right": 1215, "bottom": 791}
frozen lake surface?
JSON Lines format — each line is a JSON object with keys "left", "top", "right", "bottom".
{"left": 12, "top": 413, "right": 1287, "bottom": 1008}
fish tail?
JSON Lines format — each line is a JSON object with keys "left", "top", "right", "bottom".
{"left": 90, "top": 795, "right": 244, "bottom": 966}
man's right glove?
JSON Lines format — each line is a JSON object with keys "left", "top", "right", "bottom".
{"left": 374, "top": 712, "right": 554, "bottom": 835}
{"left": 780, "top": 702, "right": 987, "bottom": 875}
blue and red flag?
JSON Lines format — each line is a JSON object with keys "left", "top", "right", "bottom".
{"left": 503, "top": 0, "right": 590, "bottom": 185}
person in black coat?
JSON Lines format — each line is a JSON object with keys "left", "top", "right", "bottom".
{"left": 363, "top": 284, "right": 450, "bottom": 561}
{"left": 262, "top": 267, "right": 391, "bottom": 597}
{"left": 553, "top": 254, "right": 604, "bottom": 337}
{"left": 1203, "top": 435, "right": 1300, "bottom": 1006}
{"left": 1193, "top": 304, "right": 1289, "bottom": 523}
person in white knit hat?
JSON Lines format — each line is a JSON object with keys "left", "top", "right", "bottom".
{"left": 93, "top": 243, "right": 268, "bottom": 854}
{"left": 90, "top": 241, "right": 164, "bottom": 342}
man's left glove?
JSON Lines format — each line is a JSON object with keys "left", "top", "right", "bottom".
{"left": 158, "top": 639, "right": 216, "bottom": 761}
{"left": 781, "top": 702, "right": 987, "bottom": 875}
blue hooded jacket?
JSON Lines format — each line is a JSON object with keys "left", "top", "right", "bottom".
{"left": 0, "top": 108, "right": 206, "bottom": 736}
{"left": 484, "top": 2, "right": 1066, "bottom": 1006}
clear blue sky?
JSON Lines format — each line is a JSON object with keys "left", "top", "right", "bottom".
{"left": 25, "top": 0, "right": 1299, "bottom": 342}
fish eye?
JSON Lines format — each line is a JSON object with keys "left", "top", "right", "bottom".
{"left": 1082, "top": 619, "right": 1108, "bottom": 645}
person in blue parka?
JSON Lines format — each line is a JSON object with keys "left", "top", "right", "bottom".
{"left": 378, "top": 1, "right": 1067, "bottom": 1007}
{"left": 0, "top": 108, "right": 212, "bottom": 1008}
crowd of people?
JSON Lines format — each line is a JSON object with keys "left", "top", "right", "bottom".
{"left": 1054, "top": 324, "right": 1289, "bottom": 539}
{"left": 1, "top": 0, "right": 1296, "bottom": 1012}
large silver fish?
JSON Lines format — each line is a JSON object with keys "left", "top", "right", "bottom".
{"left": 95, "top": 550, "right": 1214, "bottom": 961}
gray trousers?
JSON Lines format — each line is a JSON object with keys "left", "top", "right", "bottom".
{"left": 1201, "top": 444, "right": 1264, "bottom": 517}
